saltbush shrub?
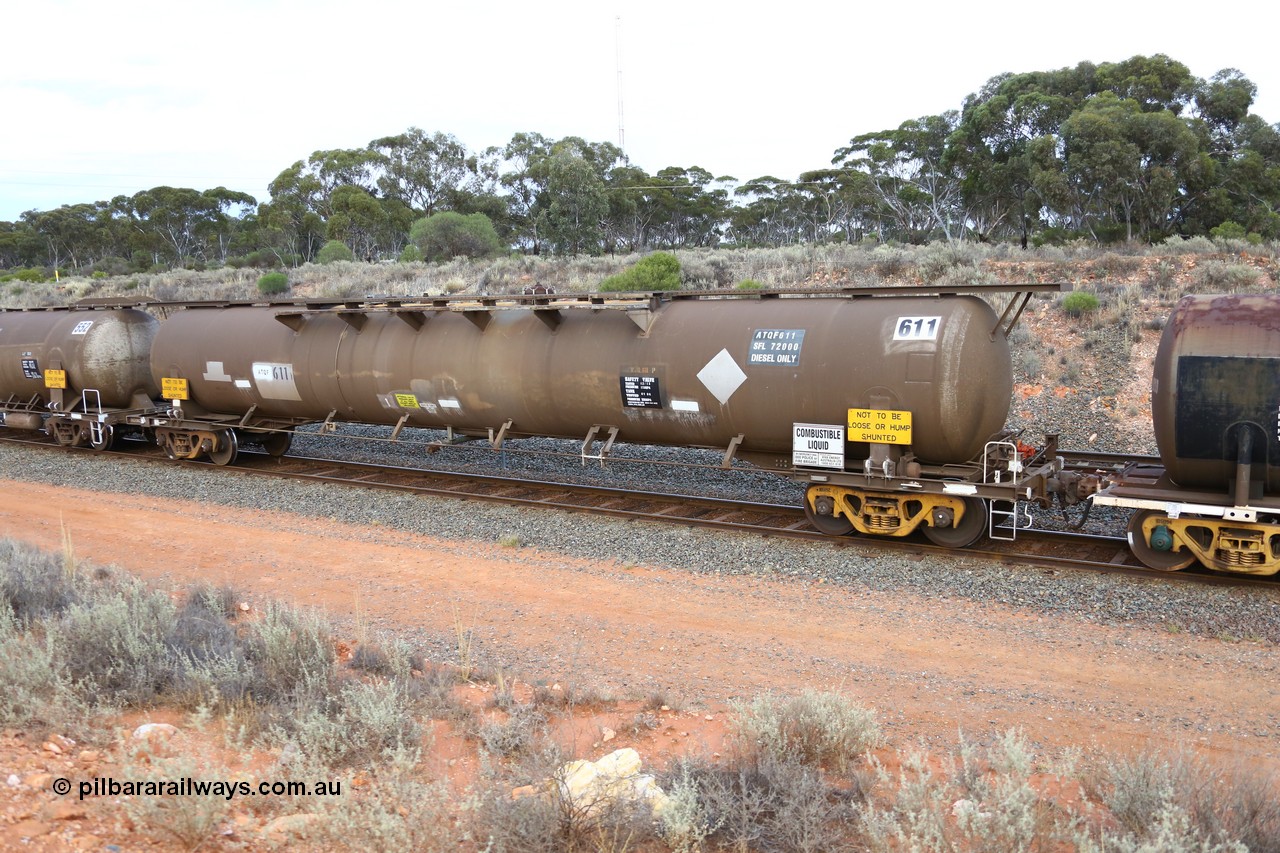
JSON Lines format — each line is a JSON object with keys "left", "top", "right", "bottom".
{"left": 410, "top": 212, "right": 502, "bottom": 262}
{"left": 1061, "top": 291, "right": 1100, "bottom": 316}
{"left": 598, "top": 252, "right": 682, "bottom": 292}
{"left": 256, "top": 271, "right": 289, "bottom": 295}
{"left": 731, "top": 690, "right": 881, "bottom": 772}
{"left": 316, "top": 240, "right": 355, "bottom": 265}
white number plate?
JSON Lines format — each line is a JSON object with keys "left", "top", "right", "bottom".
{"left": 893, "top": 316, "right": 940, "bottom": 341}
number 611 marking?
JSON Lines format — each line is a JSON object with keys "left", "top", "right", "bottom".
{"left": 893, "top": 316, "right": 941, "bottom": 341}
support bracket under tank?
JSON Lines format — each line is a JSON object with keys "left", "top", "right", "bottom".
{"left": 581, "top": 425, "right": 619, "bottom": 466}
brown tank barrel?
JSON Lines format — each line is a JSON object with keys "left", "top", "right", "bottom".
{"left": 1152, "top": 293, "right": 1280, "bottom": 491}
{"left": 151, "top": 295, "right": 1011, "bottom": 464}
{"left": 0, "top": 309, "right": 159, "bottom": 408}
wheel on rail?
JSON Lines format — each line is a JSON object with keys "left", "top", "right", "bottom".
{"left": 88, "top": 423, "right": 115, "bottom": 452}
{"left": 259, "top": 429, "right": 292, "bottom": 457}
{"left": 1127, "top": 510, "right": 1195, "bottom": 571}
{"left": 922, "top": 496, "right": 987, "bottom": 548}
{"left": 208, "top": 429, "right": 239, "bottom": 466}
{"left": 803, "top": 487, "right": 856, "bottom": 536}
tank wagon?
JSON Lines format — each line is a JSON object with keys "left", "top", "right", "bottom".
{"left": 2, "top": 286, "right": 1074, "bottom": 552}
{"left": 134, "top": 287, "right": 1069, "bottom": 547}
{"left": 1092, "top": 293, "right": 1280, "bottom": 574}
{"left": 0, "top": 305, "right": 160, "bottom": 447}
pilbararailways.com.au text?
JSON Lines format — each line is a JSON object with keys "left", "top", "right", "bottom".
{"left": 58, "top": 776, "right": 344, "bottom": 801}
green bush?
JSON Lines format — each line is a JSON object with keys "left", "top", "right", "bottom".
{"left": 256, "top": 271, "right": 289, "bottom": 295}
{"left": 398, "top": 244, "right": 424, "bottom": 263}
{"left": 410, "top": 212, "right": 502, "bottom": 262}
{"left": 316, "top": 240, "right": 355, "bottom": 264}
{"left": 13, "top": 267, "right": 47, "bottom": 283}
{"left": 1210, "top": 220, "right": 1247, "bottom": 241}
{"left": 1060, "top": 291, "right": 1100, "bottom": 316}
{"left": 598, "top": 252, "right": 682, "bottom": 292}
{"left": 736, "top": 279, "right": 764, "bottom": 290}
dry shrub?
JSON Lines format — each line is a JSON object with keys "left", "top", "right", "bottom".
{"left": 730, "top": 690, "right": 881, "bottom": 772}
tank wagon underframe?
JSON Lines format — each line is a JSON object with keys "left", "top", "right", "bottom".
{"left": 1094, "top": 464, "right": 1280, "bottom": 574}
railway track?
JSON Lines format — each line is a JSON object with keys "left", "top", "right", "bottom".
{"left": 1, "top": 433, "right": 1271, "bottom": 589}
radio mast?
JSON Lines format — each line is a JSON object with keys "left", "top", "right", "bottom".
{"left": 615, "top": 15, "right": 626, "bottom": 154}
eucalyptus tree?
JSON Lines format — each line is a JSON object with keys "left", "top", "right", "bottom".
{"left": 835, "top": 112, "right": 964, "bottom": 242}
{"left": 325, "top": 185, "right": 391, "bottom": 260}
{"left": 498, "top": 134, "right": 625, "bottom": 255}
{"left": 950, "top": 69, "right": 1085, "bottom": 245}
{"left": 494, "top": 131, "right": 554, "bottom": 253}
{"left": 793, "top": 168, "right": 878, "bottom": 243}
{"left": 642, "top": 166, "right": 730, "bottom": 248}
{"left": 601, "top": 163, "right": 651, "bottom": 252}
{"left": 369, "top": 128, "right": 477, "bottom": 216}
{"left": 536, "top": 144, "right": 610, "bottom": 255}
{"left": 730, "top": 176, "right": 793, "bottom": 246}
{"left": 117, "top": 186, "right": 256, "bottom": 268}
{"left": 19, "top": 204, "right": 102, "bottom": 270}
{"left": 0, "top": 220, "right": 42, "bottom": 269}
{"left": 1047, "top": 93, "right": 1200, "bottom": 241}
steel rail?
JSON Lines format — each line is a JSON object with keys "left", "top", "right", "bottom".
{"left": 1, "top": 434, "right": 1273, "bottom": 590}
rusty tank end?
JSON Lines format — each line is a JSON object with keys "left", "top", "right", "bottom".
{"left": 1151, "top": 293, "right": 1280, "bottom": 491}
{"left": 150, "top": 295, "right": 1012, "bottom": 465}
{"left": 0, "top": 308, "right": 159, "bottom": 410}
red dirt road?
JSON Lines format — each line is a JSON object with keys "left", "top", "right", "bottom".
{"left": 2, "top": 479, "right": 1277, "bottom": 770}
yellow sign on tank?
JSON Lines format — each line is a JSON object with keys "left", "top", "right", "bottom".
{"left": 847, "top": 408, "right": 912, "bottom": 444}
{"left": 161, "top": 377, "right": 189, "bottom": 401}
{"left": 43, "top": 369, "right": 66, "bottom": 389}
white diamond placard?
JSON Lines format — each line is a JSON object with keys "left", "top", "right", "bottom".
{"left": 696, "top": 348, "right": 747, "bottom": 405}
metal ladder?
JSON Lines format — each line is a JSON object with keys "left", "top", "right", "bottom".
{"left": 83, "top": 389, "right": 106, "bottom": 446}
{"left": 983, "top": 439, "right": 1032, "bottom": 541}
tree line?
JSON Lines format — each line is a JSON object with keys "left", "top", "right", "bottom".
{"left": 2, "top": 53, "right": 1277, "bottom": 275}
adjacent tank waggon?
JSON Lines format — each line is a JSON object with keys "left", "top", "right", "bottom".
{"left": 0, "top": 306, "right": 159, "bottom": 447}
{"left": 1093, "top": 294, "right": 1280, "bottom": 573}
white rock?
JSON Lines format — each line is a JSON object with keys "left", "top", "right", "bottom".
{"left": 132, "top": 723, "right": 179, "bottom": 740}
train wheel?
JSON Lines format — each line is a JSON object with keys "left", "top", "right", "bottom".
{"left": 260, "top": 429, "right": 292, "bottom": 457}
{"left": 804, "top": 488, "right": 856, "bottom": 536}
{"left": 88, "top": 423, "right": 115, "bottom": 452}
{"left": 208, "top": 430, "right": 239, "bottom": 466}
{"left": 1127, "top": 510, "right": 1195, "bottom": 571}
{"left": 922, "top": 497, "right": 988, "bottom": 548}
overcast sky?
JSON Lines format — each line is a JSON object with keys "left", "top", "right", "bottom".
{"left": 1, "top": 0, "right": 1276, "bottom": 222}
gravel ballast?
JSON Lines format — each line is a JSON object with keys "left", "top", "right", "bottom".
{"left": 3, "top": 435, "right": 1278, "bottom": 646}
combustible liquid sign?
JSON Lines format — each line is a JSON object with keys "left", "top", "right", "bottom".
{"left": 792, "top": 423, "right": 845, "bottom": 469}
{"left": 847, "top": 408, "right": 912, "bottom": 444}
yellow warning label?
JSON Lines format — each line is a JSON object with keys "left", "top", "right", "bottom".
{"left": 394, "top": 393, "right": 420, "bottom": 409}
{"left": 847, "top": 408, "right": 912, "bottom": 444}
{"left": 43, "top": 369, "right": 66, "bottom": 389}
{"left": 161, "top": 377, "right": 189, "bottom": 401}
